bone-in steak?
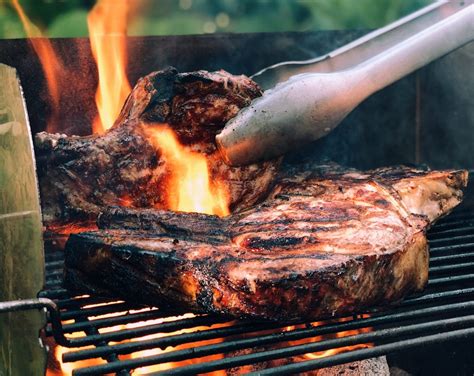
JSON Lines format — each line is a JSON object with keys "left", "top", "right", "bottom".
{"left": 64, "top": 164, "right": 468, "bottom": 321}
{"left": 35, "top": 68, "right": 279, "bottom": 224}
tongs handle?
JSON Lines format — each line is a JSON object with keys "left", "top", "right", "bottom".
{"left": 253, "top": 0, "right": 473, "bottom": 90}
{"left": 358, "top": 2, "right": 473, "bottom": 94}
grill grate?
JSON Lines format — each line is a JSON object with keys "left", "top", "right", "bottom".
{"left": 40, "top": 207, "right": 474, "bottom": 375}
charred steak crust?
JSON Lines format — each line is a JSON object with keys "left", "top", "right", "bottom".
{"left": 35, "top": 68, "right": 279, "bottom": 224}
{"left": 117, "top": 67, "right": 263, "bottom": 146}
{"left": 64, "top": 166, "right": 468, "bottom": 321}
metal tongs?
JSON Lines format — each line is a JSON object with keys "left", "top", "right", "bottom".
{"left": 216, "top": 0, "right": 474, "bottom": 166}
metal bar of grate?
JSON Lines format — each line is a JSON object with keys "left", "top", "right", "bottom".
{"left": 429, "top": 261, "right": 474, "bottom": 274}
{"left": 400, "top": 287, "right": 474, "bottom": 306}
{"left": 430, "top": 252, "right": 474, "bottom": 264}
{"left": 139, "top": 315, "right": 474, "bottom": 376}
{"left": 65, "top": 315, "right": 234, "bottom": 347}
{"left": 38, "top": 288, "right": 69, "bottom": 299}
{"left": 427, "top": 273, "right": 474, "bottom": 287}
{"left": 429, "top": 220, "right": 474, "bottom": 233}
{"left": 247, "top": 327, "right": 474, "bottom": 376}
{"left": 63, "top": 298, "right": 474, "bottom": 363}
{"left": 429, "top": 243, "right": 474, "bottom": 259}
{"left": 45, "top": 260, "right": 64, "bottom": 270}
{"left": 40, "top": 206, "right": 474, "bottom": 375}
{"left": 63, "top": 321, "right": 288, "bottom": 362}
{"left": 428, "top": 226, "right": 474, "bottom": 239}
{"left": 54, "top": 295, "right": 114, "bottom": 309}
{"left": 65, "top": 301, "right": 474, "bottom": 374}
{"left": 58, "top": 302, "right": 143, "bottom": 321}
{"left": 45, "top": 309, "right": 165, "bottom": 335}
{"left": 429, "top": 234, "right": 474, "bottom": 247}
{"left": 436, "top": 211, "right": 474, "bottom": 222}
{"left": 65, "top": 296, "right": 474, "bottom": 361}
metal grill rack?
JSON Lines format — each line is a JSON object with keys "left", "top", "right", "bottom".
{"left": 36, "top": 202, "right": 474, "bottom": 376}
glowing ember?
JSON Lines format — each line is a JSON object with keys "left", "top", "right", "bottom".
{"left": 88, "top": 0, "right": 132, "bottom": 133}
{"left": 11, "top": 0, "right": 63, "bottom": 133}
{"left": 147, "top": 125, "right": 230, "bottom": 217}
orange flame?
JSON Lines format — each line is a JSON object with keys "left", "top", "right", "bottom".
{"left": 47, "top": 301, "right": 372, "bottom": 374}
{"left": 11, "top": 0, "right": 62, "bottom": 133}
{"left": 124, "top": 313, "right": 228, "bottom": 375}
{"left": 48, "top": 304, "right": 228, "bottom": 375}
{"left": 87, "top": 0, "right": 132, "bottom": 134}
{"left": 305, "top": 316, "right": 372, "bottom": 359}
{"left": 147, "top": 125, "right": 230, "bottom": 216}
{"left": 285, "top": 316, "right": 373, "bottom": 360}
{"left": 303, "top": 332, "right": 372, "bottom": 360}
{"left": 48, "top": 334, "right": 106, "bottom": 376}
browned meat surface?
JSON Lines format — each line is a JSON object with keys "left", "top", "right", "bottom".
{"left": 35, "top": 68, "right": 279, "bottom": 224}
{"left": 64, "top": 165, "right": 468, "bottom": 321}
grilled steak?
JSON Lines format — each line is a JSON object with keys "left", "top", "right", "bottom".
{"left": 35, "top": 68, "right": 279, "bottom": 224}
{"left": 64, "top": 164, "right": 468, "bottom": 321}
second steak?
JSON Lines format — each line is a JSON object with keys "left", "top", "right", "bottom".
{"left": 64, "top": 164, "right": 468, "bottom": 321}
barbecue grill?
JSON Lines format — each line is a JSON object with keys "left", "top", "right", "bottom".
{"left": 1, "top": 18, "right": 473, "bottom": 376}
{"left": 3, "top": 194, "right": 473, "bottom": 375}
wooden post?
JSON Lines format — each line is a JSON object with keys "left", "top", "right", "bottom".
{"left": 0, "top": 63, "right": 46, "bottom": 376}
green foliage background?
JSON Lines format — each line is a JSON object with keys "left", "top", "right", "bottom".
{"left": 0, "top": 0, "right": 432, "bottom": 39}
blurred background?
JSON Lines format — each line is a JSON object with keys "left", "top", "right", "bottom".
{"left": 0, "top": 0, "right": 432, "bottom": 39}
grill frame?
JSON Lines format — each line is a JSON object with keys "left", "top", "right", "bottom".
{"left": 34, "top": 203, "right": 474, "bottom": 376}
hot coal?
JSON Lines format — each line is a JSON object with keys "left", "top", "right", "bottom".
{"left": 64, "top": 163, "right": 468, "bottom": 321}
